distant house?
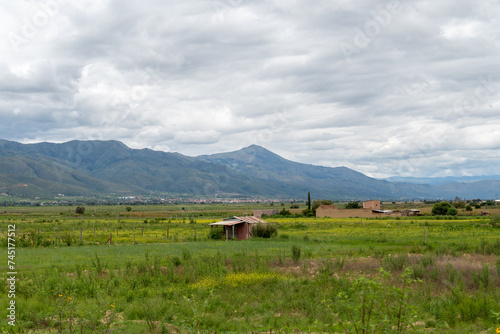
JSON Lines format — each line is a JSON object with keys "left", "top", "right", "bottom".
{"left": 363, "top": 200, "right": 380, "bottom": 210}
{"left": 209, "top": 216, "right": 267, "bottom": 240}
{"left": 316, "top": 202, "right": 402, "bottom": 218}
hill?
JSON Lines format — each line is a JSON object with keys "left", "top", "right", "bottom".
{"left": 0, "top": 139, "right": 499, "bottom": 199}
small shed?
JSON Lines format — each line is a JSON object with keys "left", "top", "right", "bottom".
{"left": 209, "top": 216, "right": 267, "bottom": 241}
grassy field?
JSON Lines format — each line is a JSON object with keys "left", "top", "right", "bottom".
{"left": 1, "top": 204, "right": 500, "bottom": 333}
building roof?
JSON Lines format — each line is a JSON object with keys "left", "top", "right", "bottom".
{"left": 209, "top": 216, "right": 267, "bottom": 226}
{"left": 372, "top": 209, "right": 393, "bottom": 214}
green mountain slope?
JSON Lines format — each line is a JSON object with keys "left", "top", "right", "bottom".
{"left": 0, "top": 139, "right": 498, "bottom": 199}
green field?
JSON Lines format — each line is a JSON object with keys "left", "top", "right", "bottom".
{"left": 1, "top": 204, "right": 500, "bottom": 333}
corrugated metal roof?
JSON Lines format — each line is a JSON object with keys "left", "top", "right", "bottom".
{"left": 209, "top": 216, "right": 267, "bottom": 226}
{"left": 234, "top": 216, "right": 267, "bottom": 224}
{"left": 372, "top": 209, "right": 393, "bottom": 214}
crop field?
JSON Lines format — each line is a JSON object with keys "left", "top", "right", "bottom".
{"left": 1, "top": 204, "right": 500, "bottom": 333}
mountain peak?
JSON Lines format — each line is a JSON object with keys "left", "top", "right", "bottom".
{"left": 239, "top": 144, "right": 275, "bottom": 155}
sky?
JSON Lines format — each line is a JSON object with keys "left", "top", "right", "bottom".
{"left": 1, "top": 0, "right": 499, "bottom": 178}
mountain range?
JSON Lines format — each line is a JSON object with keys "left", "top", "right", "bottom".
{"left": 0, "top": 139, "right": 498, "bottom": 200}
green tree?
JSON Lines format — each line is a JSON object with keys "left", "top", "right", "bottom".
{"left": 465, "top": 205, "right": 473, "bottom": 211}
{"left": 75, "top": 206, "right": 85, "bottom": 215}
{"left": 312, "top": 200, "right": 333, "bottom": 214}
{"left": 431, "top": 202, "right": 452, "bottom": 215}
{"left": 485, "top": 200, "right": 495, "bottom": 206}
{"left": 307, "top": 192, "right": 311, "bottom": 211}
{"left": 345, "top": 201, "right": 360, "bottom": 209}
{"left": 447, "top": 207, "right": 458, "bottom": 216}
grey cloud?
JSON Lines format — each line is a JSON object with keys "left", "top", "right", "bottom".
{"left": 1, "top": 0, "right": 499, "bottom": 178}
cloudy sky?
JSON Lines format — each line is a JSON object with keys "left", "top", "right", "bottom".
{"left": 1, "top": 0, "right": 499, "bottom": 178}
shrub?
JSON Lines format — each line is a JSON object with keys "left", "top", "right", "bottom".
{"left": 446, "top": 207, "right": 458, "bottom": 216}
{"left": 382, "top": 253, "right": 409, "bottom": 271}
{"left": 465, "top": 205, "right": 473, "bottom": 211}
{"left": 301, "top": 208, "right": 315, "bottom": 217}
{"left": 253, "top": 223, "right": 278, "bottom": 238}
{"left": 431, "top": 202, "right": 452, "bottom": 215}
{"left": 208, "top": 228, "right": 224, "bottom": 240}
{"left": 278, "top": 208, "right": 291, "bottom": 216}
{"left": 312, "top": 200, "right": 333, "bottom": 213}
{"left": 453, "top": 201, "right": 466, "bottom": 209}
{"left": 171, "top": 256, "right": 181, "bottom": 267}
{"left": 125, "top": 206, "right": 132, "bottom": 212}
{"left": 75, "top": 206, "right": 85, "bottom": 214}
{"left": 345, "top": 201, "right": 360, "bottom": 209}
{"left": 61, "top": 231, "right": 75, "bottom": 246}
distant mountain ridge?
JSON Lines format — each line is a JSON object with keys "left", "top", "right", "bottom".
{"left": 384, "top": 175, "right": 500, "bottom": 185}
{"left": 0, "top": 139, "right": 499, "bottom": 199}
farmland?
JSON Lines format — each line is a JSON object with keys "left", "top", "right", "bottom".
{"left": 1, "top": 203, "right": 500, "bottom": 333}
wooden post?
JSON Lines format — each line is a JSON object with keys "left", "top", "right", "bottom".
{"left": 109, "top": 233, "right": 112, "bottom": 246}
{"left": 424, "top": 226, "right": 427, "bottom": 245}
{"left": 116, "top": 229, "right": 119, "bottom": 236}
{"left": 232, "top": 225, "right": 235, "bottom": 240}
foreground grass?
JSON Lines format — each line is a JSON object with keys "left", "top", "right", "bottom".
{"left": 1, "top": 211, "right": 500, "bottom": 332}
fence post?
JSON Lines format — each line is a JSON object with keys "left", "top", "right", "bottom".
{"left": 424, "top": 226, "right": 427, "bottom": 245}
